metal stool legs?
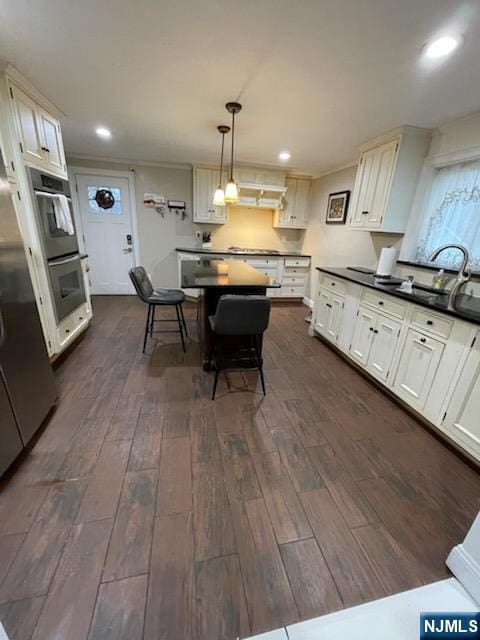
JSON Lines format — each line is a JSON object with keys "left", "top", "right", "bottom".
{"left": 142, "top": 302, "right": 187, "bottom": 354}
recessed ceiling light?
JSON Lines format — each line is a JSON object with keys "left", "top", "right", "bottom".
{"left": 96, "top": 127, "right": 112, "bottom": 138}
{"left": 279, "top": 151, "right": 291, "bottom": 161}
{"left": 424, "top": 36, "right": 459, "bottom": 59}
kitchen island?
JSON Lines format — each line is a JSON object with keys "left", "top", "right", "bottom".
{"left": 180, "top": 258, "right": 280, "bottom": 369}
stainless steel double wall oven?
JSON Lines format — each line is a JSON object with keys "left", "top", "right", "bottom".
{"left": 28, "top": 168, "right": 86, "bottom": 322}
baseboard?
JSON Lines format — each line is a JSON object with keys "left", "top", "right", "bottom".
{"left": 446, "top": 544, "right": 480, "bottom": 605}
{"left": 303, "top": 296, "right": 314, "bottom": 308}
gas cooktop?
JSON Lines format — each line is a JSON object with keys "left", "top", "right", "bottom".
{"left": 228, "top": 246, "right": 281, "bottom": 254}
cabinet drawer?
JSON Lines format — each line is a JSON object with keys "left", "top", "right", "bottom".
{"left": 58, "top": 316, "right": 75, "bottom": 345}
{"left": 319, "top": 275, "right": 346, "bottom": 295}
{"left": 279, "top": 285, "right": 305, "bottom": 297}
{"left": 361, "top": 289, "right": 406, "bottom": 319}
{"left": 410, "top": 307, "right": 452, "bottom": 340}
{"left": 284, "top": 266, "right": 308, "bottom": 276}
{"left": 283, "top": 275, "right": 306, "bottom": 285}
{"left": 244, "top": 258, "right": 279, "bottom": 268}
{"left": 284, "top": 257, "right": 310, "bottom": 268}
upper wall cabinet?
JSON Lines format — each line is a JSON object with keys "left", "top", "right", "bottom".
{"left": 10, "top": 83, "right": 67, "bottom": 178}
{"left": 273, "top": 177, "right": 311, "bottom": 229}
{"left": 348, "top": 126, "right": 431, "bottom": 233}
{"left": 193, "top": 167, "right": 228, "bottom": 224}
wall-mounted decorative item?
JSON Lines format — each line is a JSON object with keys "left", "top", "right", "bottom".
{"left": 95, "top": 188, "right": 115, "bottom": 210}
{"left": 326, "top": 190, "right": 350, "bottom": 224}
{"left": 202, "top": 231, "right": 212, "bottom": 249}
{"left": 168, "top": 200, "right": 187, "bottom": 220}
{"left": 144, "top": 192, "right": 167, "bottom": 216}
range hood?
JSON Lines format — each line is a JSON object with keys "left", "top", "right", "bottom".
{"left": 236, "top": 181, "right": 287, "bottom": 209}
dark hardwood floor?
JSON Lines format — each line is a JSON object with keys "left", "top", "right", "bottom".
{"left": 0, "top": 295, "right": 479, "bottom": 640}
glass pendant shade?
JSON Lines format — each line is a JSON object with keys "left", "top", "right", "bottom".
{"left": 224, "top": 179, "right": 239, "bottom": 203}
{"left": 213, "top": 187, "right": 225, "bottom": 206}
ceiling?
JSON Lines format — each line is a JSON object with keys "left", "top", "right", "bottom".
{"left": 1, "top": 0, "right": 480, "bottom": 174}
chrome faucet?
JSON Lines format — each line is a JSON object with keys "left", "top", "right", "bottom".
{"left": 428, "top": 244, "right": 470, "bottom": 300}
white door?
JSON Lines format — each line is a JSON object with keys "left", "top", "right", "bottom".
{"left": 314, "top": 288, "right": 331, "bottom": 335}
{"left": 11, "top": 84, "right": 44, "bottom": 166}
{"left": 38, "top": 108, "right": 66, "bottom": 177}
{"left": 282, "top": 177, "right": 297, "bottom": 226}
{"left": 349, "top": 305, "right": 376, "bottom": 366}
{"left": 76, "top": 174, "right": 136, "bottom": 294}
{"left": 394, "top": 329, "right": 445, "bottom": 409}
{"left": 349, "top": 148, "right": 377, "bottom": 227}
{"left": 294, "top": 179, "right": 311, "bottom": 227}
{"left": 367, "top": 315, "right": 401, "bottom": 382}
{"left": 443, "top": 332, "right": 480, "bottom": 457}
{"left": 365, "top": 140, "right": 398, "bottom": 229}
{"left": 325, "top": 294, "right": 344, "bottom": 343}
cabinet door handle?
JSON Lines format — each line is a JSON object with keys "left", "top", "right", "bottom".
{"left": 378, "top": 301, "right": 384, "bottom": 306}
{"left": 373, "top": 329, "right": 378, "bottom": 334}
{"left": 362, "top": 210, "right": 369, "bottom": 215}
{"left": 326, "top": 303, "right": 332, "bottom": 308}
{"left": 41, "top": 146, "right": 50, "bottom": 153}
{"left": 331, "top": 282, "right": 335, "bottom": 286}
{"left": 426, "top": 320, "right": 433, "bottom": 325}
{"left": 420, "top": 337, "right": 426, "bottom": 343}
{"left": 369, "top": 327, "right": 374, "bottom": 331}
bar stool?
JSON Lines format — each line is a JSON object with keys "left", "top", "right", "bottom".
{"left": 208, "top": 294, "right": 271, "bottom": 400}
{"left": 129, "top": 266, "right": 188, "bottom": 353}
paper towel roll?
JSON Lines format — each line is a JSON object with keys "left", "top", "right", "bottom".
{"left": 376, "top": 247, "right": 397, "bottom": 276}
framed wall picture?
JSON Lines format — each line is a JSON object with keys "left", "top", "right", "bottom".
{"left": 326, "top": 190, "right": 350, "bottom": 224}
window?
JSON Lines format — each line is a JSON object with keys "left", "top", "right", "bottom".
{"left": 87, "top": 186, "right": 123, "bottom": 215}
{"left": 415, "top": 159, "right": 480, "bottom": 271}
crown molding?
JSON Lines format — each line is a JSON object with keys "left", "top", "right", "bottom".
{"left": 2, "top": 63, "right": 65, "bottom": 117}
{"left": 66, "top": 153, "right": 192, "bottom": 170}
{"left": 312, "top": 159, "right": 358, "bottom": 179}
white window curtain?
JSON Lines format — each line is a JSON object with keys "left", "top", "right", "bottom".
{"left": 415, "top": 159, "right": 480, "bottom": 271}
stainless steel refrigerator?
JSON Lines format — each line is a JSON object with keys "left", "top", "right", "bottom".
{"left": 0, "top": 150, "right": 56, "bottom": 476}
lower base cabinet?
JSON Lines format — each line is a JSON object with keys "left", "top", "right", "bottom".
{"left": 314, "top": 287, "right": 344, "bottom": 343}
{"left": 443, "top": 331, "right": 480, "bottom": 459}
{"left": 312, "top": 270, "right": 480, "bottom": 462}
{"left": 393, "top": 328, "right": 445, "bottom": 410}
{"left": 349, "top": 304, "right": 401, "bottom": 382}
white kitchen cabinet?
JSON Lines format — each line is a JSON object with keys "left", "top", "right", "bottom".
{"left": 367, "top": 314, "right": 401, "bottom": 382}
{"left": 273, "top": 177, "right": 311, "bottom": 229}
{"left": 348, "top": 126, "right": 431, "bottom": 233}
{"left": 394, "top": 328, "right": 445, "bottom": 410}
{"left": 349, "top": 304, "right": 401, "bottom": 381}
{"left": 314, "top": 288, "right": 332, "bottom": 334}
{"left": 38, "top": 108, "right": 65, "bottom": 175}
{"left": 242, "top": 257, "right": 280, "bottom": 298}
{"left": 349, "top": 306, "right": 376, "bottom": 366}
{"left": 10, "top": 83, "right": 67, "bottom": 178}
{"left": 314, "top": 286, "right": 344, "bottom": 343}
{"left": 10, "top": 84, "right": 44, "bottom": 166}
{"left": 442, "top": 332, "right": 480, "bottom": 459}
{"left": 193, "top": 167, "right": 228, "bottom": 224}
{"left": 349, "top": 139, "right": 398, "bottom": 229}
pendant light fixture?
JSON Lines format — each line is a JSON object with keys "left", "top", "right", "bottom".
{"left": 213, "top": 125, "right": 230, "bottom": 206}
{"left": 224, "top": 101, "right": 242, "bottom": 204}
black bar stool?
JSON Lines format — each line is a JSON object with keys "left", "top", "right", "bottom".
{"left": 208, "top": 294, "right": 271, "bottom": 400}
{"left": 129, "top": 266, "right": 188, "bottom": 353}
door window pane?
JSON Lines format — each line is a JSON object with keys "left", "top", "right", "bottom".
{"left": 87, "top": 185, "right": 123, "bottom": 215}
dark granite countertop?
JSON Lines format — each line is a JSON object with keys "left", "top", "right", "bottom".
{"left": 176, "top": 247, "right": 311, "bottom": 258}
{"left": 181, "top": 259, "right": 281, "bottom": 289}
{"left": 316, "top": 266, "right": 480, "bottom": 326}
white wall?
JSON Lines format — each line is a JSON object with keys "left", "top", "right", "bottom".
{"left": 301, "top": 165, "right": 403, "bottom": 300}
